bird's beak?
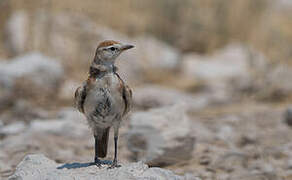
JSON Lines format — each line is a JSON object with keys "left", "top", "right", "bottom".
{"left": 121, "top": 44, "right": 134, "bottom": 51}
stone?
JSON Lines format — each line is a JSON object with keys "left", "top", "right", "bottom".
{"left": 0, "top": 122, "right": 26, "bottom": 136}
{"left": 133, "top": 84, "right": 230, "bottom": 111}
{"left": 260, "top": 65, "right": 292, "bottom": 100}
{"left": 59, "top": 80, "right": 80, "bottom": 100}
{"left": 133, "top": 85, "right": 209, "bottom": 110}
{"left": 216, "top": 125, "right": 234, "bottom": 142}
{"left": 287, "top": 158, "right": 292, "bottom": 169}
{"left": 5, "top": 11, "right": 29, "bottom": 55}
{"left": 117, "top": 36, "right": 181, "bottom": 85}
{"left": 212, "top": 152, "right": 248, "bottom": 173}
{"left": 181, "top": 44, "right": 268, "bottom": 98}
{"left": 9, "top": 154, "right": 199, "bottom": 180}
{"left": 3, "top": 100, "right": 50, "bottom": 123}
{"left": 51, "top": 14, "right": 180, "bottom": 85}
{"left": 0, "top": 53, "right": 64, "bottom": 107}
{"left": 126, "top": 103, "right": 195, "bottom": 166}
{"left": 29, "top": 108, "right": 88, "bottom": 138}
{"left": 0, "top": 52, "right": 63, "bottom": 89}
{"left": 6, "top": 12, "right": 180, "bottom": 86}
{"left": 0, "top": 108, "right": 92, "bottom": 174}
{"left": 182, "top": 44, "right": 252, "bottom": 82}
{"left": 133, "top": 36, "right": 180, "bottom": 71}
{"left": 284, "top": 107, "right": 292, "bottom": 126}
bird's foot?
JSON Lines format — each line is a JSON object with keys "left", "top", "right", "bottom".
{"left": 107, "top": 159, "right": 121, "bottom": 169}
{"left": 94, "top": 157, "right": 102, "bottom": 168}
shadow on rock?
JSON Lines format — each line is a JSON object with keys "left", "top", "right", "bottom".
{"left": 57, "top": 160, "right": 112, "bottom": 169}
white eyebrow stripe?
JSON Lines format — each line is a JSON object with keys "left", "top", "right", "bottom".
{"left": 101, "top": 46, "right": 113, "bottom": 50}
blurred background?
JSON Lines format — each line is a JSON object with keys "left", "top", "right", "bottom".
{"left": 0, "top": 0, "right": 292, "bottom": 179}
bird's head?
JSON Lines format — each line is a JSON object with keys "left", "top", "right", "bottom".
{"left": 94, "top": 40, "right": 134, "bottom": 65}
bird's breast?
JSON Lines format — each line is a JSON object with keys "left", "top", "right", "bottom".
{"left": 83, "top": 74, "right": 124, "bottom": 126}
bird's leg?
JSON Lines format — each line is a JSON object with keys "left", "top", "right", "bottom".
{"left": 113, "top": 136, "right": 119, "bottom": 165}
{"left": 108, "top": 124, "right": 121, "bottom": 169}
{"left": 94, "top": 135, "right": 102, "bottom": 167}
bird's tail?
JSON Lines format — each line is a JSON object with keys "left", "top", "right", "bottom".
{"left": 97, "top": 127, "right": 110, "bottom": 158}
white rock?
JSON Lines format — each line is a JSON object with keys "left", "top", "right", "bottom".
{"left": 0, "top": 122, "right": 26, "bottom": 135}
{"left": 216, "top": 125, "right": 234, "bottom": 142}
{"left": 181, "top": 44, "right": 275, "bottom": 99}
{"left": 284, "top": 106, "right": 292, "bottom": 126}
{"left": 9, "top": 154, "right": 199, "bottom": 180}
{"left": 5, "top": 11, "right": 29, "bottom": 55}
{"left": 182, "top": 44, "right": 251, "bottom": 82}
{"left": 264, "top": 65, "right": 292, "bottom": 95}
{"left": 0, "top": 52, "right": 64, "bottom": 90}
{"left": 59, "top": 80, "right": 80, "bottom": 100}
{"left": 30, "top": 108, "right": 88, "bottom": 138}
{"left": 51, "top": 13, "right": 180, "bottom": 85}
{"left": 133, "top": 85, "right": 209, "bottom": 110}
{"left": 116, "top": 36, "right": 180, "bottom": 86}
{"left": 133, "top": 36, "right": 180, "bottom": 71}
{"left": 286, "top": 158, "right": 292, "bottom": 169}
{"left": 127, "top": 103, "right": 195, "bottom": 166}
{"left": 133, "top": 85, "right": 231, "bottom": 111}
{"left": 275, "top": 0, "right": 292, "bottom": 9}
{"left": 8, "top": 12, "right": 180, "bottom": 86}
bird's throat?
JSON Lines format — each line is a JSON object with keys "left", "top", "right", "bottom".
{"left": 89, "top": 63, "right": 117, "bottom": 79}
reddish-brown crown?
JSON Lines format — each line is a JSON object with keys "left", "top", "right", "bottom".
{"left": 97, "top": 40, "right": 120, "bottom": 48}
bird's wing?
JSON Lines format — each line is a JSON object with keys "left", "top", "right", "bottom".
{"left": 74, "top": 82, "right": 87, "bottom": 113}
{"left": 115, "top": 73, "right": 133, "bottom": 116}
{"left": 122, "top": 84, "right": 133, "bottom": 116}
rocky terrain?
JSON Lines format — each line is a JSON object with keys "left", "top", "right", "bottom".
{"left": 9, "top": 154, "right": 198, "bottom": 180}
{"left": 0, "top": 10, "right": 292, "bottom": 180}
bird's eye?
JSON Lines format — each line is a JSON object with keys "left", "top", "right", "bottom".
{"left": 110, "top": 47, "right": 116, "bottom": 51}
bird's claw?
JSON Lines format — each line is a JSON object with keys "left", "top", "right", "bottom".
{"left": 94, "top": 158, "right": 102, "bottom": 168}
{"left": 107, "top": 160, "right": 121, "bottom": 169}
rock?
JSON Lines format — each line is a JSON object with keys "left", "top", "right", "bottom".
{"left": 216, "top": 125, "right": 234, "bottom": 142}
{"left": 117, "top": 36, "right": 180, "bottom": 85}
{"left": 0, "top": 122, "right": 26, "bottom": 136}
{"left": 286, "top": 158, "right": 292, "bottom": 169}
{"left": 0, "top": 108, "right": 92, "bottom": 173}
{"left": 133, "top": 85, "right": 229, "bottom": 111}
{"left": 127, "top": 103, "right": 195, "bottom": 166}
{"left": 30, "top": 108, "right": 88, "bottom": 138}
{"left": 275, "top": 0, "right": 292, "bottom": 9}
{"left": 0, "top": 53, "right": 64, "bottom": 107}
{"left": 0, "top": 149, "right": 13, "bottom": 177}
{"left": 133, "top": 85, "right": 208, "bottom": 110}
{"left": 2, "top": 100, "right": 50, "bottom": 123}
{"left": 212, "top": 152, "right": 248, "bottom": 173}
{"left": 133, "top": 36, "right": 180, "bottom": 71}
{"left": 59, "top": 80, "right": 80, "bottom": 100}
{"left": 181, "top": 44, "right": 269, "bottom": 99}
{"left": 182, "top": 44, "right": 252, "bottom": 82}
{"left": 284, "top": 107, "right": 292, "bottom": 126}
{"left": 6, "top": 12, "right": 180, "bottom": 86}
{"left": 51, "top": 14, "right": 180, "bottom": 85}
{"left": 9, "top": 154, "right": 199, "bottom": 180}
{"left": 181, "top": 43, "right": 292, "bottom": 101}
{"left": 258, "top": 65, "right": 292, "bottom": 101}
{"left": 0, "top": 52, "right": 63, "bottom": 89}
{"left": 5, "top": 11, "right": 29, "bottom": 55}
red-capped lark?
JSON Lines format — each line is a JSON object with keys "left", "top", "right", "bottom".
{"left": 75, "top": 40, "right": 133, "bottom": 168}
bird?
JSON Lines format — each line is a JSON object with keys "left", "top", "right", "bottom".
{"left": 74, "top": 40, "right": 133, "bottom": 168}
